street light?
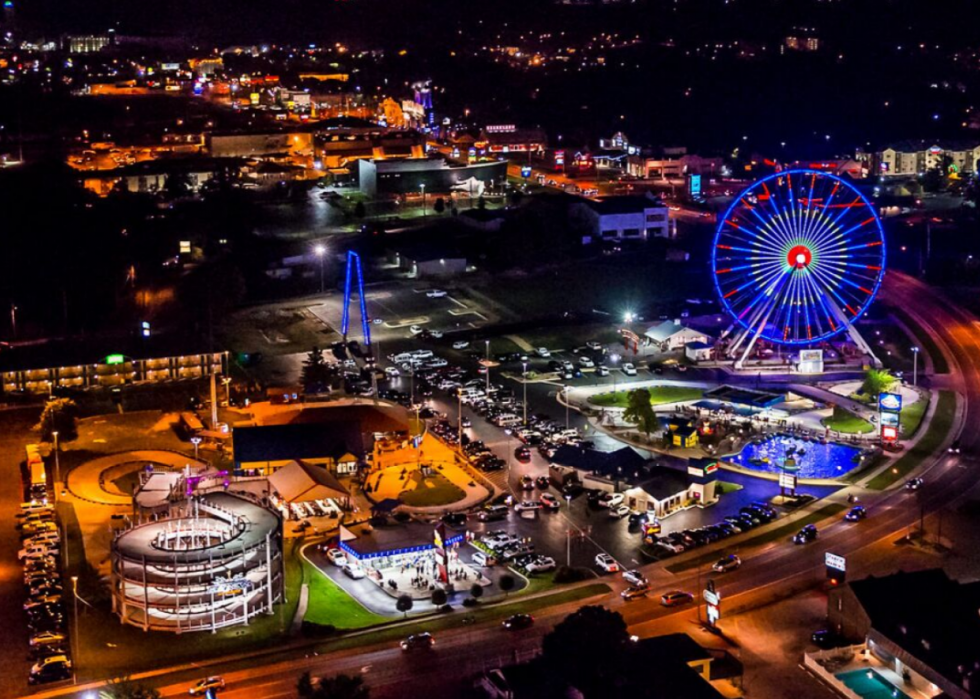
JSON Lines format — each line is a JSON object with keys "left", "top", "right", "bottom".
{"left": 314, "top": 244, "right": 326, "bottom": 294}
{"left": 52, "top": 431, "right": 60, "bottom": 499}
{"left": 564, "top": 385, "right": 570, "bottom": 430}
{"left": 457, "top": 388, "right": 463, "bottom": 446}
{"left": 70, "top": 575, "right": 79, "bottom": 685}
{"left": 485, "top": 340, "right": 491, "bottom": 396}
{"left": 522, "top": 361, "right": 528, "bottom": 425}
{"left": 420, "top": 184, "right": 427, "bottom": 221}
{"left": 911, "top": 346, "right": 920, "bottom": 386}
{"left": 190, "top": 436, "right": 202, "bottom": 461}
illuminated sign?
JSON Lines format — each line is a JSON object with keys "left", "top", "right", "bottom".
{"left": 879, "top": 393, "right": 902, "bottom": 412}
{"left": 881, "top": 425, "right": 899, "bottom": 442}
{"left": 554, "top": 150, "right": 565, "bottom": 166}
{"left": 689, "top": 174, "right": 702, "bottom": 198}
{"left": 485, "top": 124, "right": 516, "bottom": 133}
{"left": 929, "top": 146, "right": 943, "bottom": 155}
{"left": 521, "top": 165, "right": 532, "bottom": 178}
{"left": 881, "top": 412, "right": 900, "bottom": 427}
{"left": 179, "top": 240, "right": 192, "bottom": 254}
{"left": 799, "top": 349, "right": 823, "bottom": 362}
{"left": 825, "top": 553, "right": 846, "bottom": 571}
{"left": 105, "top": 354, "right": 126, "bottom": 365}
{"left": 778, "top": 472, "right": 798, "bottom": 490}
{"left": 703, "top": 580, "right": 721, "bottom": 628}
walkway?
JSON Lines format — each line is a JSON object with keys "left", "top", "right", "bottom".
{"left": 67, "top": 450, "right": 205, "bottom": 506}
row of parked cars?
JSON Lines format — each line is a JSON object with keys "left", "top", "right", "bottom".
{"left": 644, "top": 502, "right": 781, "bottom": 557}
{"left": 16, "top": 500, "right": 72, "bottom": 685}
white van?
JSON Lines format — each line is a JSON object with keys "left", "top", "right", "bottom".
{"left": 411, "top": 349, "right": 434, "bottom": 360}
{"left": 471, "top": 550, "right": 498, "bottom": 567}
{"left": 494, "top": 414, "right": 522, "bottom": 428}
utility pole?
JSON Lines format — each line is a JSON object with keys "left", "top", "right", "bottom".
{"left": 522, "top": 362, "right": 528, "bottom": 425}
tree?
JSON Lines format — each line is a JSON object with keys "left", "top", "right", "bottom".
{"left": 433, "top": 197, "right": 446, "bottom": 214}
{"left": 622, "top": 388, "right": 657, "bottom": 437}
{"left": 431, "top": 588, "right": 447, "bottom": 606}
{"left": 541, "top": 606, "right": 632, "bottom": 697}
{"left": 301, "top": 346, "right": 332, "bottom": 393}
{"left": 100, "top": 677, "right": 161, "bottom": 699}
{"left": 469, "top": 583, "right": 484, "bottom": 601}
{"left": 499, "top": 573, "right": 516, "bottom": 597}
{"left": 354, "top": 201, "right": 366, "bottom": 218}
{"left": 36, "top": 397, "right": 79, "bottom": 442}
{"left": 861, "top": 368, "right": 896, "bottom": 399}
{"left": 477, "top": 195, "right": 487, "bottom": 210}
{"left": 297, "top": 672, "right": 369, "bottom": 699}
{"left": 396, "top": 594, "right": 413, "bottom": 618}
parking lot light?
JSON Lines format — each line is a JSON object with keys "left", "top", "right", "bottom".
{"left": 522, "top": 362, "right": 528, "bottom": 425}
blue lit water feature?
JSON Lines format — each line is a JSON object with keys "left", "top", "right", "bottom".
{"left": 730, "top": 433, "right": 867, "bottom": 479}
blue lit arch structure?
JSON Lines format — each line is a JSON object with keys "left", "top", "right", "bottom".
{"left": 342, "top": 251, "right": 371, "bottom": 346}
{"left": 712, "top": 170, "right": 885, "bottom": 355}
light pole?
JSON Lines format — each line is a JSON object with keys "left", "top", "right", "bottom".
{"left": 10, "top": 302, "right": 16, "bottom": 339}
{"left": 420, "top": 184, "right": 426, "bottom": 221}
{"left": 485, "top": 340, "right": 490, "bottom": 396}
{"left": 222, "top": 376, "right": 232, "bottom": 407}
{"left": 457, "top": 388, "right": 463, "bottom": 446}
{"left": 911, "top": 346, "right": 920, "bottom": 387}
{"left": 70, "top": 575, "right": 78, "bottom": 685}
{"left": 564, "top": 385, "right": 570, "bottom": 430}
{"left": 522, "top": 361, "right": 528, "bottom": 425}
{"left": 314, "top": 244, "right": 326, "bottom": 294}
{"left": 191, "top": 436, "right": 202, "bottom": 461}
{"left": 52, "top": 430, "right": 60, "bottom": 498}
{"left": 565, "top": 495, "right": 573, "bottom": 566}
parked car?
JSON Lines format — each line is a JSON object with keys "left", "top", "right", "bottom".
{"left": 793, "top": 524, "right": 818, "bottom": 545}
{"left": 623, "top": 570, "right": 649, "bottom": 588}
{"left": 711, "top": 554, "right": 742, "bottom": 573}
{"left": 595, "top": 365, "right": 610, "bottom": 377}
{"left": 660, "top": 590, "right": 694, "bottom": 607}
{"left": 595, "top": 553, "right": 619, "bottom": 573}
{"left": 578, "top": 356, "right": 594, "bottom": 368}
{"left": 426, "top": 289, "right": 448, "bottom": 298}
{"left": 400, "top": 632, "right": 435, "bottom": 651}
{"left": 597, "top": 492, "right": 625, "bottom": 509}
{"left": 29, "top": 630, "right": 66, "bottom": 648}
{"left": 535, "top": 348, "right": 551, "bottom": 358}
{"left": 535, "top": 476, "right": 550, "bottom": 489}
{"left": 326, "top": 548, "right": 348, "bottom": 566}
{"left": 409, "top": 325, "right": 424, "bottom": 335}
{"left": 515, "top": 448, "right": 532, "bottom": 463}
{"left": 452, "top": 340, "right": 470, "bottom": 350}
{"left": 478, "top": 505, "right": 510, "bottom": 522}
{"left": 586, "top": 341, "right": 603, "bottom": 351}
{"left": 472, "top": 551, "right": 498, "bottom": 567}
{"left": 519, "top": 474, "right": 535, "bottom": 490}
{"left": 343, "top": 564, "right": 366, "bottom": 580}
{"left": 622, "top": 363, "right": 637, "bottom": 376}
{"left": 28, "top": 655, "right": 71, "bottom": 685}
{"left": 525, "top": 556, "right": 556, "bottom": 574}
{"left": 608, "top": 504, "right": 631, "bottom": 519}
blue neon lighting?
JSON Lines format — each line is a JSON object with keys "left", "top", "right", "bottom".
{"left": 341, "top": 251, "right": 371, "bottom": 347}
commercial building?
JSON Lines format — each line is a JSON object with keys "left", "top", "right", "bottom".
{"left": 233, "top": 422, "right": 365, "bottom": 477}
{"left": 357, "top": 157, "right": 508, "bottom": 197}
{"left": 574, "top": 193, "right": 669, "bottom": 243}
{"left": 644, "top": 320, "right": 710, "bottom": 352}
{"left": 627, "top": 148, "right": 724, "bottom": 180}
{"left": 110, "top": 493, "right": 284, "bottom": 633}
{"left": 878, "top": 140, "right": 980, "bottom": 177}
{"left": 820, "top": 568, "right": 980, "bottom": 699}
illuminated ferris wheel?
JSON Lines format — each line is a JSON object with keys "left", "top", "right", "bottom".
{"left": 712, "top": 170, "right": 886, "bottom": 365}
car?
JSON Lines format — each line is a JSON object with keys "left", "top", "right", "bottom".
{"left": 811, "top": 629, "right": 847, "bottom": 649}
{"left": 519, "top": 474, "right": 535, "bottom": 490}
{"left": 905, "top": 477, "right": 924, "bottom": 491}
{"left": 623, "top": 570, "right": 649, "bottom": 588}
{"left": 608, "top": 504, "right": 631, "bottom": 519}
{"left": 595, "top": 553, "right": 619, "bottom": 573}
{"left": 400, "top": 632, "right": 435, "bottom": 651}
{"left": 578, "top": 356, "right": 594, "bottom": 368}
{"left": 711, "top": 554, "right": 742, "bottom": 573}
{"left": 621, "top": 587, "right": 648, "bottom": 601}
{"left": 534, "top": 476, "right": 550, "bottom": 490}
{"left": 660, "top": 590, "right": 694, "bottom": 607}
{"left": 597, "top": 492, "right": 625, "bottom": 509}
{"left": 441, "top": 512, "right": 467, "bottom": 528}
{"left": 189, "top": 677, "right": 226, "bottom": 696}
{"left": 472, "top": 551, "right": 498, "bottom": 567}
{"left": 19, "top": 546, "right": 60, "bottom": 562}
{"left": 502, "top": 614, "right": 534, "bottom": 631}
{"left": 452, "top": 341, "right": 470, "bottom": 350}
{"left": 525, "top": 556, "right": 557, "bottom": 573}
{"left": 427, "top": 289, "right": 448, "bottom": 298}
{"left": 535, "top": 348, "right": 551, "bottom": 358}
{"left": 24, "top": 595, "right": 63, "bottom": 612}
{"left": 514, "top": 500, "right": 541, "bottom": 512}
{"left": 948, "top": 439, "right": 961, "bottom": 454}
{"left": 326, "top": 548, "right": 348, "bottom": 567}
{"left": 622, "top": 363, "right": 637, "bottom": 376}
{"left": 484, "top": 532, "right": 519, "bottom": 550}
{"left": 595, "top": 365, "right": 609, "bottom": 377}
{"left": 793, "top": 524, "right": 818, "bottom": 545}
{"left": 585, "top": 341, "right": 603, "bottom": 351}
{"left": 30, "top": 630, "right": 66, "bottom": 647}
{"left": 28, "top": 655, "right": 71, "bottom": 685}
{"left": 539, "top": 493, "right": 560, "bottom": 510}
{"left": 515, "top": 447, "right": 532, "bottom": 463}
{"left": 844, "top": 506, "right": 867, "bottom": 522}
{"left": 342, "top": 564, "right": 366, "bottom": 580}
{"left": 384, "top": 366, "right": 401, "bottom": 378}
{"left": 478, "top": 505, "right": 510, "bottom": 522}
{"left": 409, "top": 325, "right": 424, "bottom": 335}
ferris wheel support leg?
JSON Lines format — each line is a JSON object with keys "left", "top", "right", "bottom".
{"left": 845, "top": 322, "right": 882, "bottom": 368}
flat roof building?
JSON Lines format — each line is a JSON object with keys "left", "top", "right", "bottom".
{"left": 357, "top": 157, "right": 508, "bottom": 197}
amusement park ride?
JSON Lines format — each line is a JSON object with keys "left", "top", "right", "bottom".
{"left": 711, "top": 170, "right": 886, "bottom": 371}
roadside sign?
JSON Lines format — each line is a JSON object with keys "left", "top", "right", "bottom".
{"left": 825, "top": 552, "right": 846, "bottom": 585}
{"left": 521, "top": 165, "right": 532, "bottom": 178}
{"left": 778, "top": 472, "right": 798, "bottom": 490}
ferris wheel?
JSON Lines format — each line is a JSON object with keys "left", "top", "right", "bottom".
{"left": 712, "top": 169, "right": 886, "bottom": 363}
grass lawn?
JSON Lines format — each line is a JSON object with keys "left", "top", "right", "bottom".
{"left": 821, "top": 407, "right": 875, "bottom": 435}
{"left": 867, "top": 390, "right": 956, "bottom": 490}
{"left": 889, "top": 307, "right": 950, "bottom": 374}
{"left": 900, "top": 393, "right": 930, "bottom": 438}
{"left": 301, "top": 560, "right": 388, "bottom": 629}
{"left": 398, "top": 473, "right": 465, "bottom": 507}
{"left": 518, "top": 325, "right": 623, "bottom": 352}
{"left": 664, "top": 503, "right": 848, "bottom": 574}
{"left": 589, "top": 386, "right": 704, "bottom": 408}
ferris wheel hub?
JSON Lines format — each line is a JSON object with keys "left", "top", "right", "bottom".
{"left": 788, "top": 245, "right": 812, "bottom": 269}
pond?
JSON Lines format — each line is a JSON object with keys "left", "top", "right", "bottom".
{"left": 730, "top": 433, "right": 868, "bottom": 479}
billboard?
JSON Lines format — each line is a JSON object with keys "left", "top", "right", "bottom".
{"left": 688, "top": 174, "right": 702, "bottom": 198}
{"left": 825, "top": 552, "right": 846, "bottom": 584}
{"left": 879, "top": 393, "right": 902, "bottom": 412}
{"left": 880, "top": 412, "right": 900, "bottom": 428}
{"left": 778, "top": 472, "right": 798, "bottom": 490}
{"left": 881, "top": 425, "right": 899, "bottom": 442}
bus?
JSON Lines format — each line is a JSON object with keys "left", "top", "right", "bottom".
{"left": 26, "top": 444, "right": 46, "bottom": 487}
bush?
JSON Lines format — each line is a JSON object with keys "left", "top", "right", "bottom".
{"left": 300, "top": 621, "right": 338, "bottom": 637}
{"left": 462, "top": 597, "right": 479, "bottom": 607}
{"left": 554, "top": 566, "right": 591, "bottom": 584}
